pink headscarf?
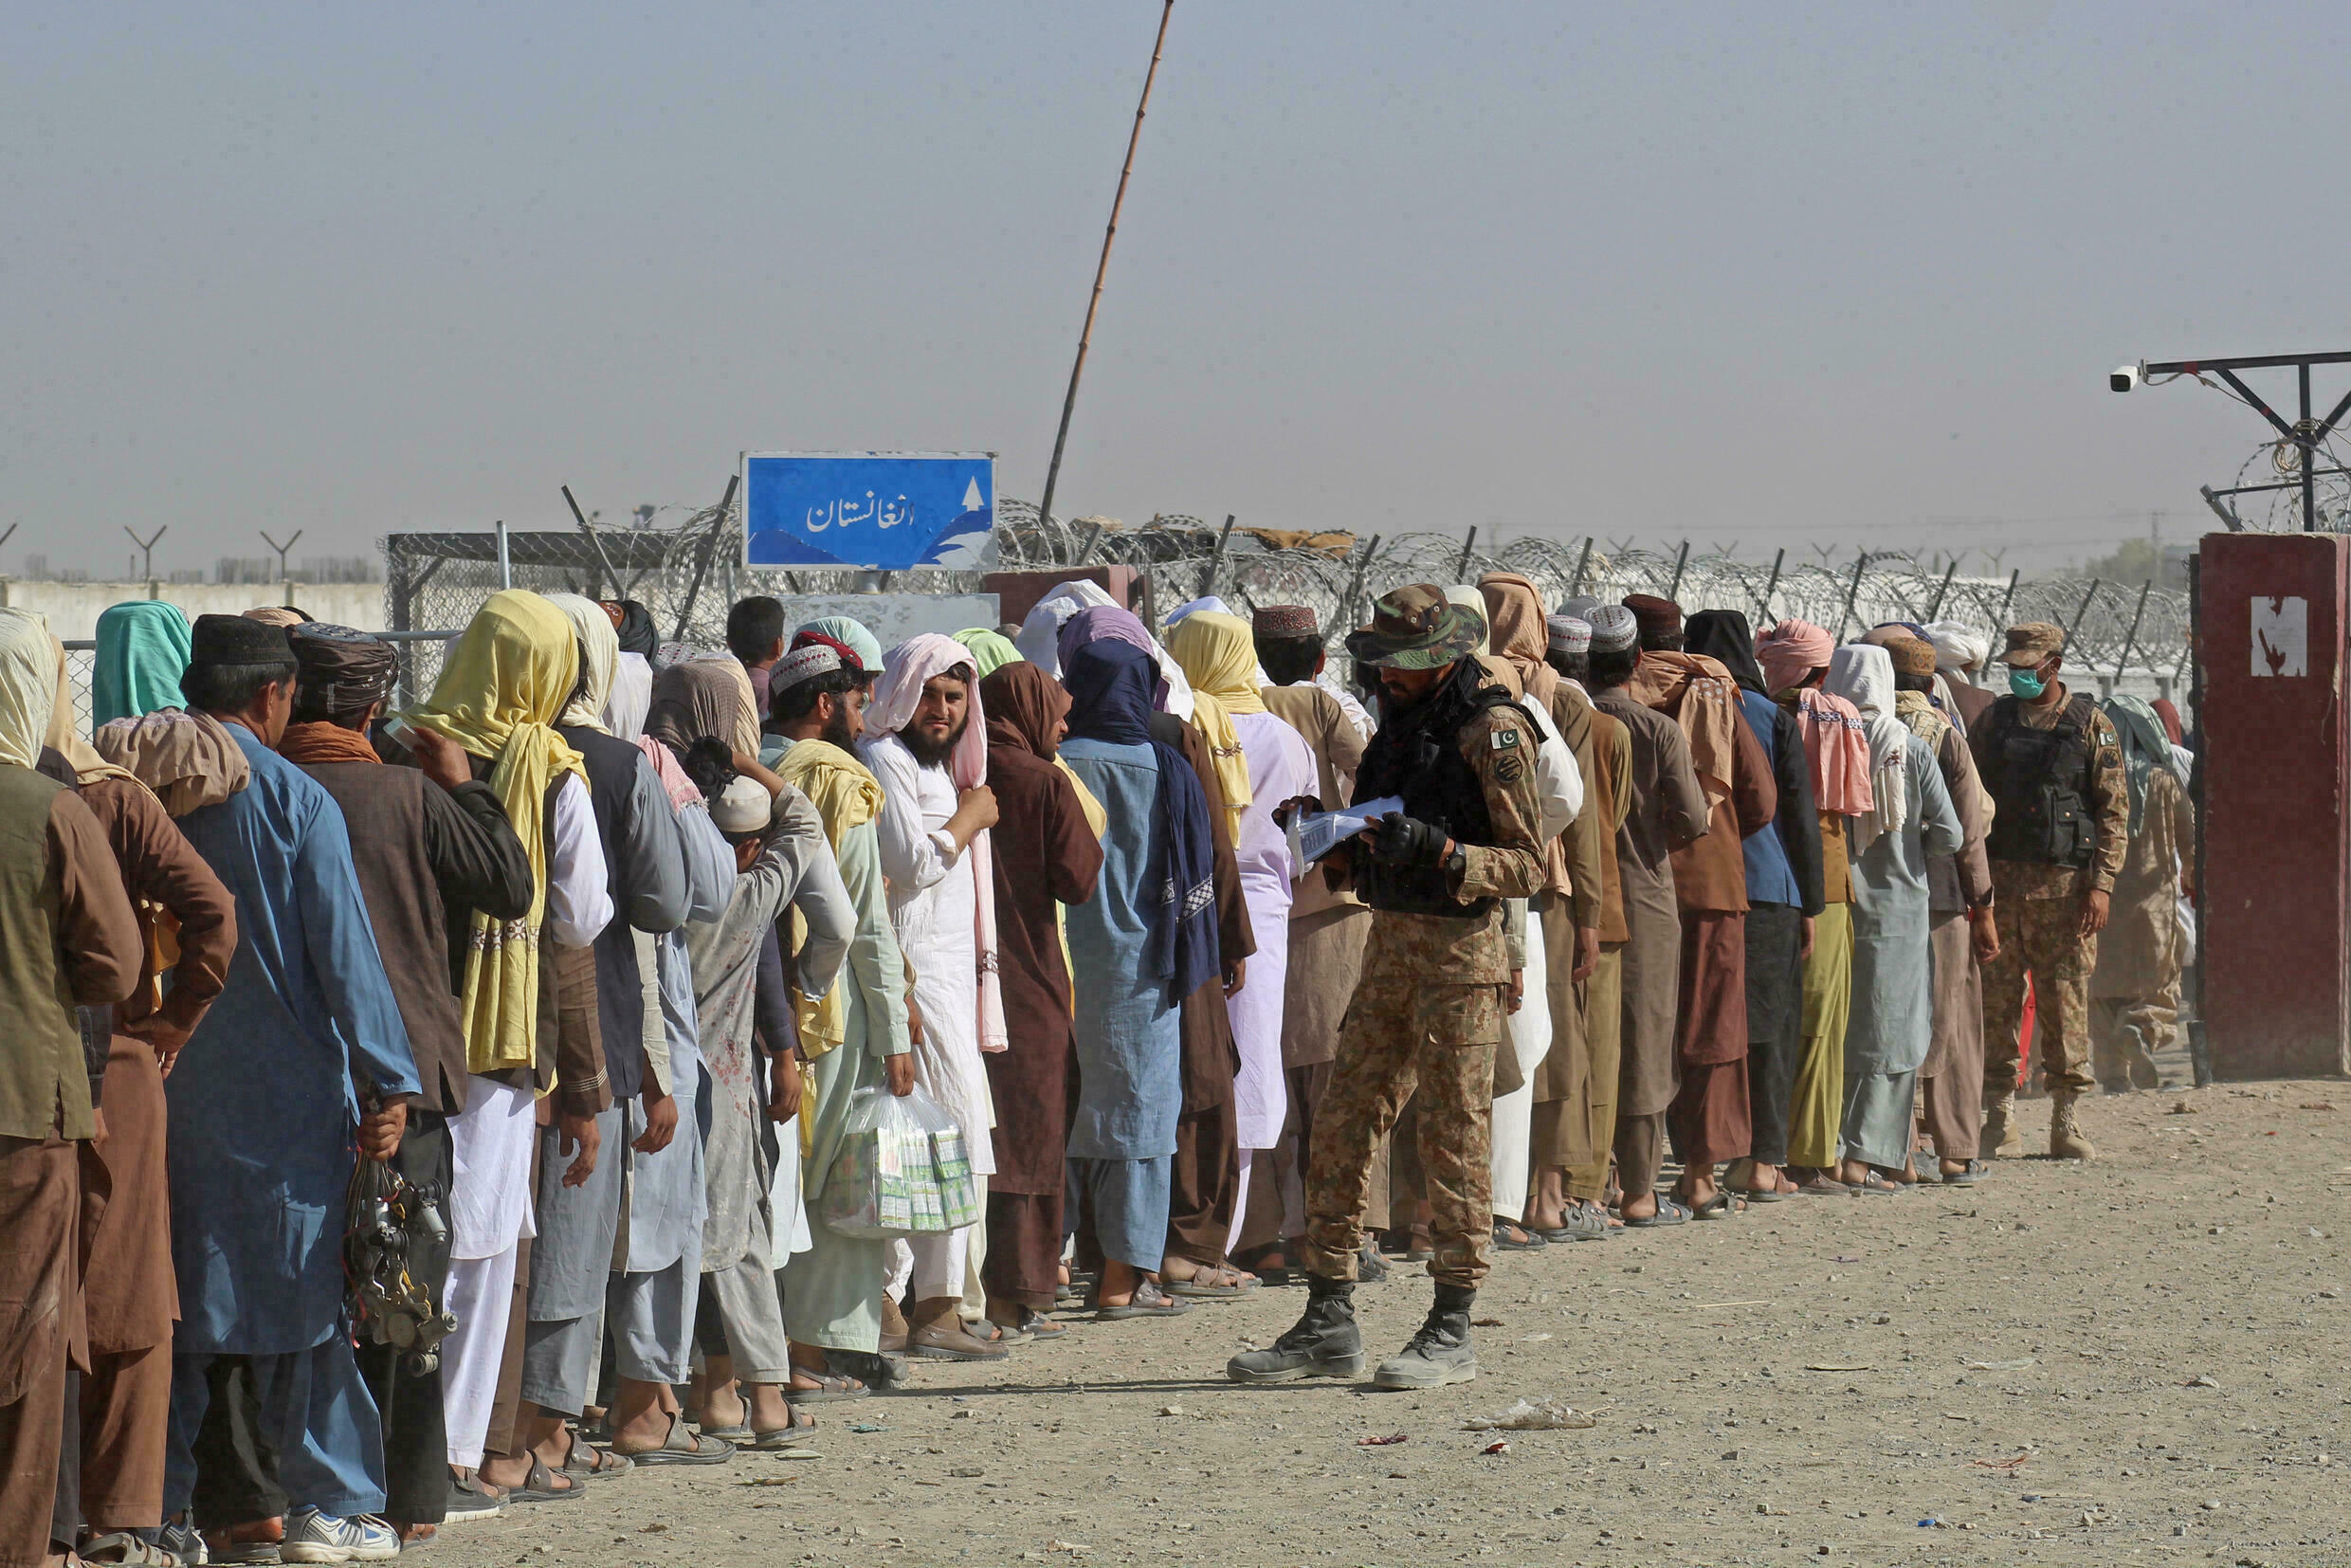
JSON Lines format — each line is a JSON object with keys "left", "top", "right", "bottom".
{"left": 867, "top": 635, "right": 1007, "bottom": 1053}
{"left": 1756, "top": 618, "right": 1875, "bottom": 818}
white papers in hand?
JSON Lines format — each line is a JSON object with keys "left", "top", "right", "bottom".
{"left": 1287, "top": 794, "right": 1405, "bottom": 873}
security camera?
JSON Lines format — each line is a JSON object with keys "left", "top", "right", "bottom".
{"left": 2110, "top": 363, "right": 2141, "bottom": 392}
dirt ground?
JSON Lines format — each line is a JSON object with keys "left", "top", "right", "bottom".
{"left": 430, "top": 1080, "right": 2349, "bottom": 1568}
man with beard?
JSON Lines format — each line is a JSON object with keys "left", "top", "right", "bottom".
{"left": 1230, "top": 586, "right": 1545, "bottom": 1392}
{"left": 773, "top": 645, "right": 918, "bottom": 1395}
{"left": 858, "top": 638, "right": 1005, "bottom": 1361}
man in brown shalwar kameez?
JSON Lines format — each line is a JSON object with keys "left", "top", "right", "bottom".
{"left": 1886, "top": 637, "right": 2000, "bottom": 1184}
{"left": 975, "top": 663, "right": 1103, "bottom": 1337}
{"left": 1584, "top": 608, "right": 1711, "bottom": 1227}
{"left": 35, "top": 635, "right": 237, "bottom": 1565}
{"left": 0, "top": 609, "right": 143, "bottom": 1568}
{"left": 1620, "top": 595, "right": 1776, "bottom": 1219}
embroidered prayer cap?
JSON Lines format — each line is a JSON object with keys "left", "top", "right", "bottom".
{"left": 1586, "top": 604, "right": 1639, "bottom": 654}
{"left": 1621, "top": 593, "right": 1684, "bottom": 643}
{"left": 1999, "top": 621, "right": 2066, "bottom": 666}
{"left": 1886, "top": 636, "right": 1939, "bottom": 678}
{"left": 795, "top": 615, "right": 883, "bottom": 676}
{"left": 1251, "top": 604, "right": 1318, "bottom": 639}
{"left": 1343, "top": 583, "right": 1484, "bottom": 670}
{"left": 790, "top": 629, "right": 865, "bottom": 676}
{"left": 1547, "top": 614, "right": 1592, "bottom": 655}
{"left": 771, "top": 642, "right": 843, "bottom": 694}
{"left": 189, "top": 613, "right": 293, "bottom": 668}
{"left": 287, "top": 623, "right": 399, "bottom": 720}
{"left": 710, "top": 774, "right": 772, "bottom": 835}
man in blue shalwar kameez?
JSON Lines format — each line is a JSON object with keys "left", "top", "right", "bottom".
{"left": 161, "top": 616, "right": 420, "bottom": 1563}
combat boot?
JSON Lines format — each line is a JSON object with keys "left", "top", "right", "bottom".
{"left": 1226, "top": 1276, "right": 1364, "bottom": 1383}
{"left": 2048, "top": 1091, "right": 2097, "bottom": 1160}
{"left": 1980, "top": 1090, "right": 2023, "bottom": 1158}
{"left": 1372, "top": 1283, "right": 1479, "bottom": 1391}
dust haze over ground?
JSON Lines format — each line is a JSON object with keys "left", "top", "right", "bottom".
{"left": 430, "top": 1082, "right": 2349, "bottom": 1567}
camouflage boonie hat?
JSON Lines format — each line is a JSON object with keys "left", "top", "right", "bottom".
{"left": 1999, "top": 621, "right": 2066, "bottom": 666}
{"left": 1345, "top": 583, "right": 1483, "bottom": 670}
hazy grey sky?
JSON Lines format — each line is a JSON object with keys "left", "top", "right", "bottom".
{"left": 5, "top": 1, "right": 2344, "bottom": 578}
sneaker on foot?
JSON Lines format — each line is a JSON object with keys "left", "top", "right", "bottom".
{"left": 280, "top": 1509, "right": 399, "bottom": 1564}
{"left": 156, "top": 1522, "right": 210, "bottom": 1566}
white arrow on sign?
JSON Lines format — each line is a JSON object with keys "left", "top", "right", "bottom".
{"left": 962, "top": 477, "right": 984, "bottom": 512}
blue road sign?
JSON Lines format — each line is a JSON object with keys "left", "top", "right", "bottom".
{"left": 742, "top": 451, "right": 994, "bottom": 571}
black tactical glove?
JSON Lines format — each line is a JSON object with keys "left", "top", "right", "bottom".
{"left": 1367, "top": 813, "right": 1449, "bottom": 868}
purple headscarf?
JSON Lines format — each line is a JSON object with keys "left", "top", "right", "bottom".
{"left": 1059, "top": 605, "right": 1170, "bottom": 709}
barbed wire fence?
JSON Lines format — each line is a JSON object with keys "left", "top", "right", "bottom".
{"left": 53, "top": 496, "right": 2195, "bottom": 730}
{"left": 992, "top": 502, "right": 2195, "bottom": 702}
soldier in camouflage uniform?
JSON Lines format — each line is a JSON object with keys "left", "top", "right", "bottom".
{"left": 1229, "top": 585, "right": 1546, "bottom": 1391}
{"left": 1967, "top": 622, "right": 2128, "bottom": 1161}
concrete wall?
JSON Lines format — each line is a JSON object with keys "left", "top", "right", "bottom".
{"left": 0, "top": 580, "right": 384, "bottom": 642}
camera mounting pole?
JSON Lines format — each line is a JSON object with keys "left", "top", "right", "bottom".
{"left": 2124, "top": 350, "right": 2351, "bottom": 532}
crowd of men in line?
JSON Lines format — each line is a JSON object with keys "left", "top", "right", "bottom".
{"left": 0, "top": 573, "right": 2195, "bottom": 1567}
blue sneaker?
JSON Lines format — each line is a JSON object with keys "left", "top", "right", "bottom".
{"left": 280, "top": 1509, "right": 399, "bottom": 1563}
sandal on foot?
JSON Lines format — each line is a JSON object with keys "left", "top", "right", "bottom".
{"left": 557, "top": 1433, "right": 632, "bottom": 1481}
{"left": 750, "top": 1407, "right": 818, "bottom": 1449}
{"left": 784, "top": 1370, "right": 868, "bottom": 1403}
{"left": 1794, "top": 1171, "right": 1849, "bottom": 1195}
{"left": 993, "top": 1307, "right": 1067, "bottom": 1340}
{"left": 1684, "top": 1192, "right": 1742, "bottom": 1220}
{"left": 615, "top": 1413, "right": 736, "bottom": 1466}
{"left": 1091, "top": 1279, "right": 1192, "bottom": 1319}
{"left": 1492, "top": 1220, "right": 1548, "bottom": 1250}
{"left": 1847, "top": 1170, "right": 1902, "bottom": 1195}
{"left": 1941, "top": 1159, "right": 1987, "bottom": 1187}
{"left": 79, "top": 1532, "right": 187, "bottom": 1567}
{"left": 505, "top": 1455, "right": 588, "bottom": 1503}
{"left": 1622, "top": 1195, "right": 1692, "bottom": 1229}
{"left": 1163, "top": 1264, "right": 1248, "bottom": 1299}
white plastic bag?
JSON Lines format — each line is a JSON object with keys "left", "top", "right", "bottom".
{"left": 821, "top": 1085, "right": 981, "bottom": 1239}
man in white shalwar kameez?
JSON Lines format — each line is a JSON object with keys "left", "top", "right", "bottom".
{"left": 859, "top": 636, "right": 1009, "bottom": 1361}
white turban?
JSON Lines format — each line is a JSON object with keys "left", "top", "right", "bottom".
{"left": 1925, "top": 620, "right": 1991, "bottom": 676}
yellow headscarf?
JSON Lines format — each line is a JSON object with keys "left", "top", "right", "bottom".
{"left": 45, "top": 634, "right": 137, "bottom": 787}
{"left": 393, "top": 590, "right": 585, "bottom": 1076}
{"left": 778, "top": 737, "right": 886, "bottom": 1059}
{"left": 0, "top": 609, "right": 58, "bottom": 772}
{"left": 1164, "top": 610, "right": 1260, "bottom": 834}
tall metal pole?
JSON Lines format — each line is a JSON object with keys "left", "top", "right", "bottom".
{"left": 673, "top": 473, "right": 740, "bottom": 643}
{"left": 1998, "top": 567, "right": 2021, "bottom": 625}
{"left": 2113, "top": 578, "right": 2153, "bottom": 683}
{"left": 2065, "top": 578, "right": 2101, "bottom": 645}
{"left": 1666, "top": 539, "right": 1690, "bottom": 606}
{"left": 260, "top": 529, "right": 302, "bottom": 604}
{"left": 494, "top": 521, "right": 511, "bottom": 590}
{"left": 1755, "top": 547, "right": 1784, "bottom": 625}
{"left": 1925, "top": 559, "right": 1958, "bottom": 622}
{"left": 1837, "top": 553, "right": 1868, "bottom": 639}
{"left": 1035, "top": 0, "right": 1176, "bottom": 533}
{"left": 1341, "top": 534, "right": 1382, "bottom": 627}
{"left": 1453, "top": 526, "right": 1479, "bottom": 583}
{"left": 1198, "top": 514, "right": 1235, "bottom": 598}
{"left": 562, "top": 485, "right": 624, "bottom": 599}
{"left": 1569, "top": 537, "right": 1594, "bottom": 596}
{"left": 124, "top": 525, "right": 167, "bottom": 584}
{"left": 2303, "top": 361, "right": 2318, "bottom": 532}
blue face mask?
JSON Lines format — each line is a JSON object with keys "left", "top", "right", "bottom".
{"left": 2009, "top": 665, "right": 2048, "bottom": 700}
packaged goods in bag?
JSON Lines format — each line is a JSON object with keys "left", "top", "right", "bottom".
{"left": 822, "top": 1085, "right": 979, "bottom": 1239}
